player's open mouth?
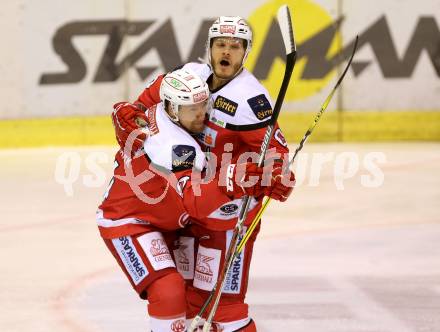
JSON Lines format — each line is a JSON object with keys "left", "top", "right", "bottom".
{"left": 220, "top": 60, "right": 230, "bottom": 67}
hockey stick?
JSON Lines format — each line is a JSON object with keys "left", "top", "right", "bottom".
{"left": 190, "top": 6, "right": 297, "bottom": 332}
{"left": 236, "top": 35, "right": 359, "bottom": 255}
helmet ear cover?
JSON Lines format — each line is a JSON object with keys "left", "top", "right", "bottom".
{"left": 163, "top": 99, "right": 170, "bottom": 110}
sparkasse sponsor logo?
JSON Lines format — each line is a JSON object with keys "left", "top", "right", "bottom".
{"left": 229, "top": 252, "right": 242, "bottom": 292}
{"left": 224, "top": 231, "right": 244, "bottom": 294}
{"left": 119, "top": 237, "right": 147, "bottom": 277}
{"left": 112, "top": 236, "right": 148, "bottom": 285}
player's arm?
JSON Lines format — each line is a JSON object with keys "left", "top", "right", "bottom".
{"left": 240, "top": 122, "right": 289, "bottom": 156}
{"left": 238, "top": 108, "right": 295, "bottom": 202}
{"left": 176, "top": 161, "right": 282, "bottom": 219}
{"left": 111, "top": 102, "right": 149, "bottom": 154}
{"left": 135, "top": 74, "right": 164, "bottom": 107}
{"left": 111, "top": 75, "right": 164, "bottom": 152}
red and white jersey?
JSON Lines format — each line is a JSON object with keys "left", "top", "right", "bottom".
{"left": 135, "top": 63, "right": 290, "bottom": 231}
{"left": 182, "top": 63, "right": 288, "bottom": 162}
{"left": 98, "top": 103, "right": 232, "bottom": 238}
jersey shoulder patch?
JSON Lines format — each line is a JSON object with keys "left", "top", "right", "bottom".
{"left": 213, "top": 95, "right": 238, "bottom": 117}
{"left": 171, "top": 145, "right": 196, "bottom": 171}
{"left": 247, "top": 94, "right": 273, "bottom": 121}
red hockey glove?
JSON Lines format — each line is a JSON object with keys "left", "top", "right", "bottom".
{"left": 221, "top": 163, "right": 267, "bottom": 199}
{"left": 263, "top": 162, "right": 295, "bottom": 202}
{"left": 112, "top": 102, "right": 148, "bottom": 154}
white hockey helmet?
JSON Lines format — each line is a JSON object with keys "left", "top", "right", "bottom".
{"left": 160, "top": 69, "right": 210, "bottom": 123}
{"left": 207, "top": 16, "right": 253, "bottom": 66}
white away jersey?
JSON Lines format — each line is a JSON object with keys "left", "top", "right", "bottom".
{"left": 182, "top": 62, "right": 274, "bottom": 129}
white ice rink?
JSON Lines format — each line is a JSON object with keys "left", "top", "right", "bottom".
{"left": 1, "top": 143, "right": 439, "bottom": 332}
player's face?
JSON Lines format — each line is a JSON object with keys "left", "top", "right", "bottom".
{"left": 178, "top": 100, "right": 209, "bottom": 134}
{"left": 210, "top": 37, "right": 245, "bottom": 79}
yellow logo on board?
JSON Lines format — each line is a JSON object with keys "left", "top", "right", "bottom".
{"left": 246, "top": 0, "right": 342, "bottom": 101}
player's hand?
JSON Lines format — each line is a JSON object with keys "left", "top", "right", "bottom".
{"left": 112, "top": 102, "right": 148, "bottom": 154}
{"left": 221, "top": 162, "right": 267, "bottom": 199}
{"left": 264, "top": 162, "right": 295, "bottom": 202}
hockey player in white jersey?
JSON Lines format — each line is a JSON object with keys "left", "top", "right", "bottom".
{"left": 111, "top": 17, "right": 296, "bottom": 331}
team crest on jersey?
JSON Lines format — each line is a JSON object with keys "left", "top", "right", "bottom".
{"left": 274, "top": 128, "right": 288, "bottom": 147}
{"left": 172, "top": 145, "right": 196, "bottom": 171}
{"left": 247, "top": 94, "right": 273, "bottom": 120}
{"left": 198, "top": 127, "right": 218, "bottom": 147}
{"left": 214, "top": 95, "right": 238, "bottom": 116}
{"left": 176, "top": 176, "right": 189, "bottom": 197}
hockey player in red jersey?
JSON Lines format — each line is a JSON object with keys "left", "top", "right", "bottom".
{"left": 111, "top": 17, "right": 295, "bottom": 331}
{"left": 99, "top": 69, "right": 214, "bottom": 332}
{"left": 99, "top": 68, "right": 290, "bottom": 332}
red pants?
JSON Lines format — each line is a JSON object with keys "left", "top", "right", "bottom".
{"left": 175, "top": 223, "right": 260, "bottom": 323}
{"left": 104, "top": 231, "right": 179, "bottom": 299}
{"left": 104, "top": 231, "right": 187, "bottom": 331}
